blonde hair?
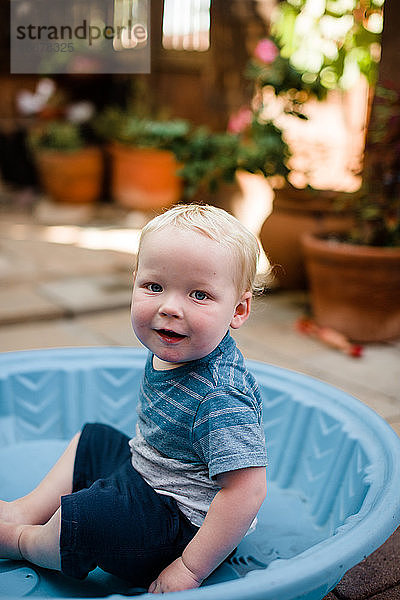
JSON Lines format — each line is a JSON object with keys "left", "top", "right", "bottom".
{"left": 136, "top": 204, "right": 261, "bottom": 295}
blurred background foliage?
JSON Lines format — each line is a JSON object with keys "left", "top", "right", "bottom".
{"left": 272, "top": 0, "right": 383, "bottom": 91}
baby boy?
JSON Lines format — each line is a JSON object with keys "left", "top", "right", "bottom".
{"left": 0, "top": 204, "right": 267, "bottom": 594}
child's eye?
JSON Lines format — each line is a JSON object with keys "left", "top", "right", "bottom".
{"left": 147, "top": 283, "right": 163, "bottom": 293}
{"left": 190, "top": 290, "right": 208, "bottom": 301}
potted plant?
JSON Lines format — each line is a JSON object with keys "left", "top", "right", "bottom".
{"left": 94, "top": 107, "right": 191, "bottom": 211}
{"left": 94, "top": 106, "right": 290, "bottom": 211}
{"left": 301, "top": 80, "right": 400, "bottom": 343}
{"left": 179, "top": 117, "right": 290, "bottom": 202}
{"left": 249, "top": 0, "right": 383, "bottom": 288}
{"left": 29, "top": 117, "right": 103, "bottom": 205}
{"left": 260, "top": 182, "right": 356, "bottom": 289}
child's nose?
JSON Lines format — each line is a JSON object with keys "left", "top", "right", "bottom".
{"left": 158, "top": 294, "right": 183, "bottom": 318}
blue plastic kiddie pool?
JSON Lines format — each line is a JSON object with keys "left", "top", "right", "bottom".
{"left": 1, "top": 347, "right": 400, "bottom": 600}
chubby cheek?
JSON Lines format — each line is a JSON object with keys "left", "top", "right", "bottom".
{"left": 187, "top": 306, "right": 211, "bottom": 330}
{"left": 190, "top": 307, "right": 230, "bottom": 344}
{"left": 131, "top": 296, "right": 154, "bottom": 333}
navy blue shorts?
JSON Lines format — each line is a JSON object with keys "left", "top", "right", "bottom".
{"left": 60, "top": 423, "right": 198, "bottom": 586}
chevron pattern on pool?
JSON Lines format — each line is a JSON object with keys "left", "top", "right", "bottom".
{"left": 0, "top": 367, "right": 140, "bottom": 442}
{"left": 260, "top": 388, "right": 370, "bottom": 533}
{"left": 1, "top": 364, "right": 370, "bottom": 536}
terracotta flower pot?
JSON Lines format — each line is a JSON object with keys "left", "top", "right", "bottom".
{"left": 301, "top": 232, "right": 400, "bottom": 342}
{"left": 109, "top": 144, "right": 183, "bottom": 211}
{"left": 260, "top": 186, "right": 354, "bottom": 289}
{"left": 35, "top": 147, "right": 103, "bottom": 204}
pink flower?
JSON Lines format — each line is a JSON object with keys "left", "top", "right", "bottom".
{"left": 227, "top": 107, "right": 252, "bottom": 134}
{"left": 254, "top": 38, "right": 279, "bottom": 64}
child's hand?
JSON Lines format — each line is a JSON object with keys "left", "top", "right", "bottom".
{"left": 148, "top": 557, "right": 203, "bottom": 593}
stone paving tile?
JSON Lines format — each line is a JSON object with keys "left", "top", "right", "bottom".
{"left": 33, "top": 198, "right": 97, "bottom": 225}
{"left": 239, "top": 319, "right": 326, "bottom": 360}
{"left": 38, "top": 273, "right": 132, "bottom": 315}
{"left": 250, "top": 292, "right": 309, "bottom": 328}
{"left": 0, "top": 283, "right": 65, "bottom": 325}
{"left": 0, "top": 318, "right": 107, "bottom": 352}
{"left": 0, "top": 238, "right": 133, "bottom": 284}
{"left": 304, "top": 344, "right": 400, "bottom": 403}
{"left": 232, "top": 326, "right": 316, "bottom": 373}
{"left": 75, "top": 309, "right": 142, "bottom": 348}
{"left": 0, "top": 243, "right": 33, "bottom": 282}
{"left": 250, "top": 296, "right": 400, "bottom": 405}
{"left": 334, "top": 528, "right": 400, "bottom": 600}
{"left": 368, "top": 586, "right": 400, "bottom": 599}
{"left": 234, "top": 295, "right": 326, "bottom": 363}
{"left": 327, "top": 591, "right": 400, "bottom": 600}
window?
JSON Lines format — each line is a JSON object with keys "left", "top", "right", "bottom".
{"left": 162, "top": 0, "right": 211, "bottom": 51}
{"left": 113, "top": 0, "right": 148, "bottom": 50}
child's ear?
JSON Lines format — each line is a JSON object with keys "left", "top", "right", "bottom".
{"left": 230, "top": 291, "right": 252, "bottom": 329}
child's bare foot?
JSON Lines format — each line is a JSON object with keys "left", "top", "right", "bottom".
{"left": 0, "top": 520, "right": 25, "bottom": 560}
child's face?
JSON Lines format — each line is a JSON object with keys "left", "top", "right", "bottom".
{"left": 131, "top": 226, "right": 251, "bottom": 369}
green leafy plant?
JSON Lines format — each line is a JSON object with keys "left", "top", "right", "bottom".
{"left": 94, "top": 107, "right": 290, "bottom": 200}
{"left": 28, "top": 121, "right": 87, "bottom": 152}
{"left": 176, "top": 120, "right": 290, "bottom": 199}
{"left": 93, "top": 107, "right": 190, "bottom": 156}
{"left": 244, "top": 0, "right": 383, "bottom": 122}
{"left": 244, "top": 1, "right": 399, "bottom": 248}
{"left": 246, "top": 37, "right": 327, "bottom": 120}
{"left": 271, "top": 0, "right": 383, "bottom": 92}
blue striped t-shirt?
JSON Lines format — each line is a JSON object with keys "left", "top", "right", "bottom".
{"left": 129, "top": 332, "right": 267, "bottom": 526}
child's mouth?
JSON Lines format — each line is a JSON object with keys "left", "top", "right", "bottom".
{"left": 155, "top": 329, "right": 187, "bottom": 344}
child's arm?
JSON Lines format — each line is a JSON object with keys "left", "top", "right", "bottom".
{"left": 148, "top": 466, "right": 267, "bottom": 594}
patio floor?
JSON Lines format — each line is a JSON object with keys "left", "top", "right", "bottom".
{"left": 1, "top": 193, "right": 400, "bottom": 599}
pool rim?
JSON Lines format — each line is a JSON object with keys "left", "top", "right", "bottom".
{"left": 1, "top": 346, "right": 400, "bottom": 600}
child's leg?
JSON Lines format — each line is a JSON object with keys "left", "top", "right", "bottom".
{"left": 0, "top": 508, "right": 61, "bottom": 571}
{"left": 1, "top": 454, "right": 199, "bottom": 584}
{"left": 0, "top": 432, "right": 81, "bottom": 525}
{"left": 19, "top": 509, "right": 62, "bottom": 570}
